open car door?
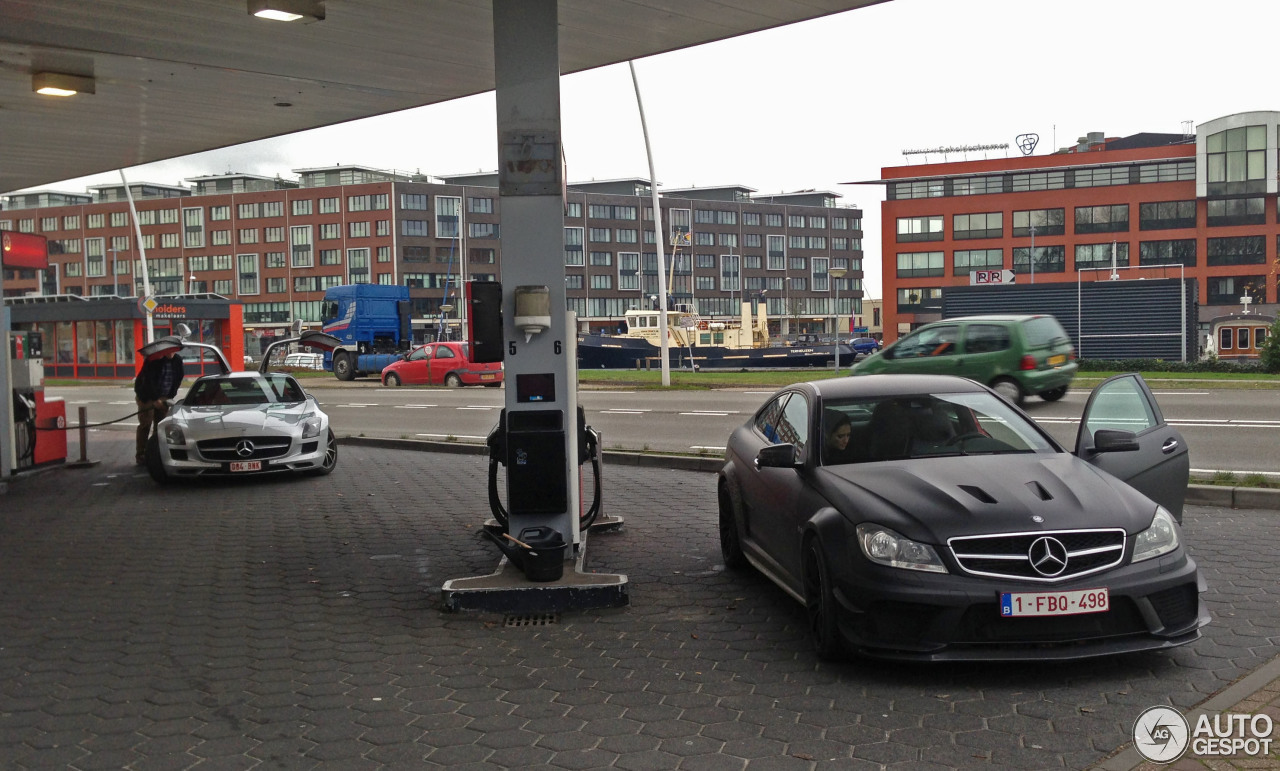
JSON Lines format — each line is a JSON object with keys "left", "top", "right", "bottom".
{"left": 1075, "top": 373, "right": 1190, "bottom": 521}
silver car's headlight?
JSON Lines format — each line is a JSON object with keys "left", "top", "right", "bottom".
{"left": 301, "top": 414, "right": 323, "bottom": 439}
{"left": 163, "top": 423, "right": 186, "bottom": 445}
{"left": 1132, "top": 506, "right": 1179, "bottom": 563}
{"left": 856, "top": 524, "right": 947, "bottom": 573}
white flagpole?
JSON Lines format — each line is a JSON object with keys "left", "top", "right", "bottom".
{"left": 630, "top": 60, "right": 671, "bottom": 387}
{"left": 120, "top": 170, "right": 155, "bottom": 343}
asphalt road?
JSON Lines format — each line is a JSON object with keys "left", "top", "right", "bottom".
{"left": 52, "top": 380, "right": 1280, "bottom": 477}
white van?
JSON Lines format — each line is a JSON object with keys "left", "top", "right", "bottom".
{"left": 282, "top": 352, "right": 324, "bottom": 370}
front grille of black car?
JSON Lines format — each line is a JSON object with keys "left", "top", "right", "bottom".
{"left": 948, "top": 529, "right": 1126, "bottom": 582}
{"left": 955, "top": 597, "right": 1147, "bottom": 643}
{"left": 197, "top": 436, "right": 292, "bottom": 462}
{"left": 1147, "top": 584, "right": 1199, "bottom": 629}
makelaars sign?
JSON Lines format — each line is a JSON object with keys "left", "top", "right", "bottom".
{"left": 970, "top": 269, "right": 1015, "bottom": 286}
{"left": 1, "top": 231, "right": 49, "bottom": 270}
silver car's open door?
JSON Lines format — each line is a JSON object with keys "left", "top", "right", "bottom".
{"left": 1075, "top": 373, "right": 1190, "bottom": 521}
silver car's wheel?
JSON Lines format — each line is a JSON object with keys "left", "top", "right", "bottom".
{"left": 309, "top": 430, "right": 337, "bottom": 476}
{"left": 991, "top": 377, "right": 1024, "bottom": 406}
{"left": 145, "top": 433, "right": 168, "bottom": 485}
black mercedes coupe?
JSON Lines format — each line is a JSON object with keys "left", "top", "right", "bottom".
{"left": 717, "top": 373, "right": 1207, "bottom": 661}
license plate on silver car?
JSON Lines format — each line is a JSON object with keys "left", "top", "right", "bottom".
{"left": 230, "top": 461, "right": 262, "bottom": 472}
{"left": 1000, "top": 588, "right": 1108, "bottom": 617}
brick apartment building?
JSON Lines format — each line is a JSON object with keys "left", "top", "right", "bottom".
{"left": 2, "top": 166, "right": 864, "bottom": 358}
{"left": 867, "top": 111, "right": 1280, "bottom": 346}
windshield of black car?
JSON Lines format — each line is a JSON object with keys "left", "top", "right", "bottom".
{"left": 821, "top": 391, "right": 1056, "bottom": 465}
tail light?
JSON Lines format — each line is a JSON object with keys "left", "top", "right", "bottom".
{"left": 1019, "top": 354, "right": 1036, "bottom": 371}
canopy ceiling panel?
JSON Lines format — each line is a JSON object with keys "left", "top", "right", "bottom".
{"left": 0, "top": 0, "right": 885, "bottom": 193}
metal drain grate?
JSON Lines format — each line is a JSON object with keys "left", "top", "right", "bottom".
{"left": 504, "top": 612, "right": 560, "bottom": 627}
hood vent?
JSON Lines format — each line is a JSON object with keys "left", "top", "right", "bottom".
{"left": 1026, "top": 480, "right": 1054, "bottom": 501}
{"left": 958, "top": 485, "right": 997, "bottom": 504}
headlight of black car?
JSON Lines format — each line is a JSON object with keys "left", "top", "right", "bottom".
{"left": 856, "top": 524, "right": 948, "bottom": 573}
{"left": 1131, "top": 506, "right": 1179, "bottom": 563}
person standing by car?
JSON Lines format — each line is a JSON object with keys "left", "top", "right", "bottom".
{"left": 134, "top": 346, "right": 185, "bottom": 465}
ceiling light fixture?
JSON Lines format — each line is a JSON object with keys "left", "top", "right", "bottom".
{"left": 248, "top": 0, "right": 325, "bottom": 22}
{"left": 32, "top": 71, "right": 96, "bottom": 97}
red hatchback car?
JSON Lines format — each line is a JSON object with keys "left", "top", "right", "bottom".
{"left": 380, "top": 342, "right": 503, "bottom": 387}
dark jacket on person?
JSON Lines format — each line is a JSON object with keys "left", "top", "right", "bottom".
{"left": 134, "top": 356, "right": 186, "bottom": 402}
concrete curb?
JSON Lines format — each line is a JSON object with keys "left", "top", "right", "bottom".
{"left": 1186, "top": 484, "right": 1280, "bottom": 511}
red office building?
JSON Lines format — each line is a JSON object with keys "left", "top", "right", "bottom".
{"left": 867, "top": 111, "right": 1280, "bottom": 355}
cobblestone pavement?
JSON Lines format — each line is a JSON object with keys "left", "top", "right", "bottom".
{"left": 2, "top": 436, "right": 1280, "bottom": 770}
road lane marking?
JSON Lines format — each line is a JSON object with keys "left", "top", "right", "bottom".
{"left": 679, "top": 411, "right": 738, "bottom": 416}
{"left": 336, "top": 403, "right": 378, "bottom": 408}
{"left": 393, "top": 404, "right": 437, "bottom": 409}
{"left": 691, "top": 445, "right": 726, "bottom": 452}
{"left": 458, "top": 406, "right": 497, "bottom": 410}
{"left": 602, "top": 410, "right": 647, "bottom": 414}
{"left": 416, "top": 433, "right": 486, "bottom": 440}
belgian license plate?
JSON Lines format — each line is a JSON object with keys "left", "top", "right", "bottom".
{"left": 229, "top": 460, "right": 262, "bottom": 472}
{"left": 1048, "top": 354, "right": 1067, "bottom": 366}
{"left": 1000, "top": 588, "right": 1108, "bottom": 617}
{"left": 480, "top": 374, "right": 495, "bottom": 380}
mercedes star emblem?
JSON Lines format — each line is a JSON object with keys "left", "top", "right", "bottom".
{"left": 235, "top": 440, "right": 256, "bottom": 458}
{"left": 1028, "top": 536, "right": 1068, "bottom": 577}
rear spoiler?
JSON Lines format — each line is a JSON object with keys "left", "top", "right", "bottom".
{"left": 259, "top": 331, "right": 342, "bottom": 374}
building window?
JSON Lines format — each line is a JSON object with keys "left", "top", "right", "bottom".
{"left": 767, "top": 235, "right": 785, "bottom": 270}
{"left": 1206, "top": 197, "right": 1265, "bottom": 227}
{"left": 952, "top": 212, "right": 1002, "bottom": 240}
{"left": 402, "top": 219, "right": 429, "bottom": 237}
{"left": 1206, "top": 125, "right": 1266, "bottom": 196}
{"left": 896, "top": 215, "right": 944, "bottom": 242}
{"left": 788, "top": 214, "right": 805, "bottom": 228}
{"left": 209, "top": 229, "right": 230, "bottom": 246}
{"left": 183, "top": 207, "right": 205, "bottom": 248}
{"left": 565, "top": 274, "right": 583, "bottom": 290}
{"left": 1138, "top": 161, "right": 1195, "bottom": 183}
{"left": 765, "top": 213, "right": 783, "bottom": 228}
{"left": 347, "top": 194, "right": 370, "bottom": 212}
{"left": 265, "top": 252, "right": 286, "bottom": 268}
{"left": 1074, "top": 204, "right": 1129, "bottom": 235}
{"left": 615, "top": 206, "right": 637, "bottom": 221}
{"left": 1139, "top": 200, "right": 1196, "bottom": 230}
{"left": 696, "top": 232, "right": 715, "bottom": 246}
{"left": 376, "top": 220, "right": 390, "bottom": 237}
{"left": 347, "top": 248, "right": 370, "bottom": 283}
{"left": 892, "top": 180, "right": 945, "bottom": 199}
{"left": 807, "top": 216, "right": 825, "bottom": 229}
{"left": 403, "top": 246, "right": 430, "bottom": 262}
{"left": 744, "top": 233, "right": 762, "bottom": 248}
{"left": 377, "top": 246, "right": 390, "bottom": 263}
{"left": 618, "top": 252, "right": 640, "bottom": 290}
{"left": 264, "top": 227, "right": 285, "bottom": 243}
{"left": 1207, "top": 275, "right": 1265, "bottom": 306}
{"left": 590, "top": 204, "right": 614, "bottom": 219}
{"left": 319, "top": 223, "right": 341, "bottom": 240}
{"left": 436, "top": 196, "right": 461, "bottom": 239}
{"left": 1074, "top": 243, "right": 1130, "bottom": 271}
{"left": 718, "top": 233, "right": 738, "bottom": 248}
{"left": 1011, "top": 171, "right": 1065, "bottom": 192}
{"left": 469, "top": 248, "right": 495, "bottom": 264}
{"left": 292, "top": 199, "right": 313, "bottom": 216}
{"left": 896, "top": 287, "right": 942, "bottom": 311}
{"left": 590, "top": 251, "right": 612, "bottom": 266}
{"left": 319, "top": 197, "right": 340, "bottom": 214}
{"left": 239, "top": 228, "right": 258, "bottom": 244}
{"left": 1140, "top": 239, "right": 1197, "bottom": 267}
{"left": 349, "top": 221, "right": 370, "bottom": 238}
{"left": 320, "top": 249, "right": 341, "bottom": 266}
{"left": 290, "top": 225, "right": 313, "bottom": 268}
{"left": 238, "top": 203, "right": 261, "bottom": 219}
{"left": 87, "top": 213, "right": 104, "bottom": 229}
{"left": 589, "top": 227, "right": 612, "bottom": 243}
{"left": 590, "top": 274, "right": 613, "bottom": 290}
{"left": 1012, "top": 208, "right": 1065, "bottom": 237}
{"left": 111, "top": 212, "right": 128, "bottom": 228}
{"left": 953, "top": 249, "right": 1003, "bottom": 275}
{"left": 952, "top": 176, "right": 1004, "bottom": 196}
{"left": 896, "top": 252, "right": 944, "bottom": 278}
{"left": 468, "top": 222, "right": 499, "bottom": 239}
{"left": 1012, "top": 245, "right": 1066, "bottom": 274}
{"left": 1072, "top": 166, "right": 1131, "bottom": 187}
{"left": 263, "top": 201, "right": 283, "bottom": 218}
{"left": 400, "top": 193, "right": 428, "bottom": 210}
{"left": 469, "top": 197, "right": 494, "bottom": 214}
{"left": 566, "top": 202, "right": 582, "bottom": 218}
{"left": 743, "top": 212, "right": 761, "bottom": 226}
{"left": 238, "top": 254, "right": 259, "bottom": 295}
{"left": 564, "top": 227, "right": 584, "bottom": 266}
{"left": 1206, "top": 236, "right": 1266, "bottom": 266}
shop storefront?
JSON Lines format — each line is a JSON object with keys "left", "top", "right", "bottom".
{"left": 5, "top": 295, "right": 245, "bottom": 379}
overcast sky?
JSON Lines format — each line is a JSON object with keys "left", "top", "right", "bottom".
{"left": 29, "top": 0, "right": 1280, "bottom": 299}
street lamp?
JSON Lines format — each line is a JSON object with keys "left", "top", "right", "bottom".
{"left": 109, "top": 247, "right": 121, "bottom": 296}
{"left": 830, "top": 267, "right": 847, "bottom": 371}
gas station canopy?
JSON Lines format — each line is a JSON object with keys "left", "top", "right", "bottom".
{"left": 0, "top": 0, "right": 885, "bottom": 194}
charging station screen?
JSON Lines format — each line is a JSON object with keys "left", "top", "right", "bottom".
{"left": 516, "top": 373, "right": 556, "bottom": 403}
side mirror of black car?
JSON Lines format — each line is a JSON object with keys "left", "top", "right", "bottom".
{"left": 756, "top": 443, "right": 801, "bottom": 469}
{"left": 1092, "top": 428, "right": 1139, "bottom": 453}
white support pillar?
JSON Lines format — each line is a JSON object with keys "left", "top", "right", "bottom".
{"left": 493, "top": 0, "right": 578, "bottom": 547}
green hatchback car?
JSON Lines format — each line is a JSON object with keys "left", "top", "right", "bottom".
{"left": 849, "top": 314, "right": 1077, "bottom": 405}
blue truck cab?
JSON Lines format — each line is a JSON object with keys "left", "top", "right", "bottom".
{"left": 319, "top": 284, "right": 412, "bottom": 380}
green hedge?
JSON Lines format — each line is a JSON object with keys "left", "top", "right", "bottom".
{"left": 1075, "top": 358, "right": 1263, "bottom": 373}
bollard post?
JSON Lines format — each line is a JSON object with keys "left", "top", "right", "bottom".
{"left": 64, "top": 405, "right": 101, "bottom": 469}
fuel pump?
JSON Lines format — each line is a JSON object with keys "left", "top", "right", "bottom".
{"left": 8, "top": 329, "right": 65, "bottom": 470}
